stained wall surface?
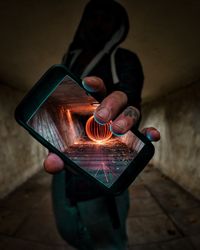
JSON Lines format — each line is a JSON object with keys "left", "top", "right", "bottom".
{"left": 141, "top": 81, "right": 200, "bottom": 199}
{"left": 0, "top": 84, "right": 46, "bottom": 198}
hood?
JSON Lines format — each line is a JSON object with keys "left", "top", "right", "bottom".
{"left": 72, "top": 0, "right": 129, "bottom": 50}
{"left": 63, "top": 0, "right": 130, "bottom": 78}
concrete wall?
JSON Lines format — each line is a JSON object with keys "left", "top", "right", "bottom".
{"left": 141, "top": 81, "right": 200, "bottom": 199}
{"left": 0, "top": 84, "right": 46, "bottom": 198}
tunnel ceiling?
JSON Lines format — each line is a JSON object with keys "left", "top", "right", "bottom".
{"left": 0, "top": 0, "right": 200, "bottom": 103}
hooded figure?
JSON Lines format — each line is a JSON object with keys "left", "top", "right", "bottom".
{"left": 52, "top": 1, "right": 144, "bottom": 249}
{"left": 62, "top": 0, "right": 143, "bottom": 110}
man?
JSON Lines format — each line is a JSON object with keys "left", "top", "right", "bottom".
{"left": 44, "top": 1, "right": 160, "bottom": 249}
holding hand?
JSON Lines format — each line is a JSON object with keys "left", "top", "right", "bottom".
{"left": 44, "top": 76, "right": 160, "bottom": 174}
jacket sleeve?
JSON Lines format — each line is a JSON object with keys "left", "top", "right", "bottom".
{"left": 114, "top": 48, "right": 144, "bottom": 111}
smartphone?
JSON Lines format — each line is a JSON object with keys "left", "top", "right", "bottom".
{"left": 15, "top": 65, "right": 154, "bottom": 194}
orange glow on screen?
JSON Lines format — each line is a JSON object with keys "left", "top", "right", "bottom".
{"left": 85, "top": 115, "right": 112, "bottom": 143}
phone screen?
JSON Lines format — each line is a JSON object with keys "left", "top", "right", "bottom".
{"left": 27, "top": 75, "right": 144, "bottom": 188}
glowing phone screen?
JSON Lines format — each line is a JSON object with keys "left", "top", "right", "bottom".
{"left": 28, "top": 76, "right": 144, "bottom": 188}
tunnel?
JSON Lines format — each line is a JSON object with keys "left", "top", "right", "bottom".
{"left": 0, "top": 0, "right": 200, "bottom": 249}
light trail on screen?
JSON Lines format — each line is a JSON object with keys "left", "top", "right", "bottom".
{"left": 66, "top": 109, "right": 77, "bottom": 141}
{"left": 85, "top": 115, "right": 112, "bottom": 143}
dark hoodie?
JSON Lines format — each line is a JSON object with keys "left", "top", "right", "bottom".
{"left": 60, "top": 0, "right": 144, "bottom": 202}
{"left": 62, "top": 0, "right": 144, "bottom": 110}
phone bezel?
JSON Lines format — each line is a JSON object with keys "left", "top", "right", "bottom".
{"left": 15, "top": 64, "right": 155, "bottom": 195}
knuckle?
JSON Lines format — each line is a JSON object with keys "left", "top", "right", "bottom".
{"left": 123, "top": 106, "right": 140, "bottom": 121}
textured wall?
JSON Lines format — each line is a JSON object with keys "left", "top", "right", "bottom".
{"left": 141, "top": 81, "right": 200, "bottom": 199}
{"left": 0, "top": 84, "right": 46, "bottom": 198}
{"left": 1, "top": 80, "right": 200, "bottom": 199}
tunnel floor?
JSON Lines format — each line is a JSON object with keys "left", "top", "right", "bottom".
{"left": 0, "top": 166, "right": 200, "bottom": 250}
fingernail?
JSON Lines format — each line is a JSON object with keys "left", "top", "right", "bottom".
{"left": 146, "top": 133, "right": 152, "bottom": 141}
{"left": 82, "top": 80, "right": 97, "bottom": 93}
{"left": 110, "top": 124, "right": 124, "bottom": 136}
{"left": 95, "top": 108, "right": 110, "bottom": 124}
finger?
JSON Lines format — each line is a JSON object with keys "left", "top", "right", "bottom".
{"left": 82, "top": 76, "right": 106, "bottom": 96}
{"left": 141, "top": 127, "right": 161, "bottom": 142}
{"left": 111, "top": 106, "right": 140, "bottom": 135}
{"left": 43, "top": 153, "right": 64, "bottom": 174}
{"left": 94, "top": 91, "right": 128, "bottom": 124}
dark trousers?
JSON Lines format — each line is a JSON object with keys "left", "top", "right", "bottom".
{"left": 52, "top": 171, "right": 130, "bottom": 250}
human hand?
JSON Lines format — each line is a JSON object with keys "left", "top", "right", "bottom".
{"left": 44, "top": 76, "right": 160, "bottom": 173}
